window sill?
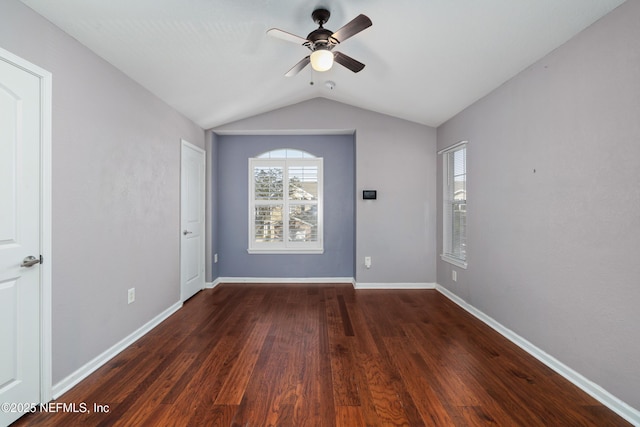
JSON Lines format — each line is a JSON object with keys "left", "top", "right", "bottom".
{"left": 248, "top": 248, "right": 324, "bottom": 255}
{"left": 440, "top": 254, "right": 467, "bottom": 269}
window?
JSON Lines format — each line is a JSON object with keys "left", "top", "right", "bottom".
{"left": 441, "top": 141, "right": 467, "bottom": 268}
{"left": 249, "top": 149, "right": 323, "bottom": 254}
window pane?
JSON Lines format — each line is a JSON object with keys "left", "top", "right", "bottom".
{"left": 444, "top": 145, "right": 467, "bottom": 263}
{"left": 454, "top": 176, "right": 466, "bottom": 201}
{"left": 451, "top": 202, "right": 466, "bottom": 259}
{"left": 288, "top": 204, "right": 318, "bottom": 242}
{"left": 249, "top": 155, "right": 322, "bottom": 253}
{"left": 256, "top": 149, "right": 316, "bottom": 159}
{"left": 271, "top": 149, "right": 288, "bottom": 158}
{"left": 254, "top": 205, "right": 283, "bottom": 242}
{"left": 254, "top": 167, "right": 283, "bottom": 200}
{"left": 453, "top": 148, "right": 466, "bottom": 177}
{"left": 453, "top": 147, "right": 466, "bottom": 201}
{"left": 288, "top": 166, "right": 318, "bottom": 201}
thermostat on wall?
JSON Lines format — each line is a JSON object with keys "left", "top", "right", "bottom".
{"left": 363, "top": 190, "right": 377, "bottom": 200}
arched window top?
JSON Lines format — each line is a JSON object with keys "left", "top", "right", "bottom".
{"left": 257, "top": 148, "right": 316, "bottom": 159}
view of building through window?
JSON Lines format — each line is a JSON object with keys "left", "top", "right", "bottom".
{"left": 442, "top": 143, "right": 467, "bottom": 267}
{"left": 249, "top": 149, "right": 323, "bottom": 253}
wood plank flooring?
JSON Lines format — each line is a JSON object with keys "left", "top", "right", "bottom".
{"left": 14, "top": 284, "right": 630, "bottom": 426}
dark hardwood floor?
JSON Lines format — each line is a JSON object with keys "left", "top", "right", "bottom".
{"left": 14, "top": 284, "right": 629, "bottom": 426}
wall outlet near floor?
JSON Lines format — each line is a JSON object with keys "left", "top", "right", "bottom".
{"left": 364, "top": 256, "right": 372, "bottom": 269}
{"left": 214, "top": 253, "right": 218, "bottom": 263}
{"left": 128, "top": 288, "right": 135, "bottom": 304}
{"left": 452, "top": 270, "right": 457, "bottom": 282}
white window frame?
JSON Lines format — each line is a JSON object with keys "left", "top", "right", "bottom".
{"left": 248, "top": 152, "right": 323, "bottom": 254}
{"left": 440, "top": 141, "right": 468, "bottom": 269}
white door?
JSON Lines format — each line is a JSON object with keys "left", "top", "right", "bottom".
{"left": 0, "top": 52, "right": 43, "bottom": 426}
{"left": 180, "top": 140, "right": 206, "bottom": 301}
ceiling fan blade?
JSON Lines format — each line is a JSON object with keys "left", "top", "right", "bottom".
{"left": 267, "top": 28, "right": 308, "bottom": 45}
{"left": 330, "top": 14, "right": 372, "bottom": 43}
{"left": 285, "top": 56, "right": 311, "bottom": 77}
{"left": 333, "top": 52, "right": 365, "bottom": 73}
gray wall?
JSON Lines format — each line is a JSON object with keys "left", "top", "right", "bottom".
{"left": 215, "top": 134, "right": 355, "bottom": 278}
{"left": 437, "top": 0, "right": 640, "bottom": 410}
{"left": 205, "top": 129, "right": 219, "bottom": 281}
{"left": 0, "top": 0, "right": 205, "bottom": 385}
{"left": 213, "top": 99, "right": 438, "bottom": 285}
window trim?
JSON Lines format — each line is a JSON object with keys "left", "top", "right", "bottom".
{"left": 440, "top": 253, "right": 468, "bottom": 269}
{"left": 440, "top": 141, "right": 468, "bottom": 269}
{"left": 248, "top": 155, "right": 324, "bottom": 254}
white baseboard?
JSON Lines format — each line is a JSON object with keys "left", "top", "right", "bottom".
{"left": 435, "top": 284, "right": 640, "bottom": 426}
{"left": 51, "top": 301, "right": 183, "bottom": 399}
{"left": 208, "top": 278, "right": 435, "bottom": 290}
{"left": 205, "top": 281, "right": 220, "bottom": 289}
{"left": 354, "top": 282, "right": 436, "bottom": 290}
{"left": 211, "top": 277, "right": 356, "bottom": 286}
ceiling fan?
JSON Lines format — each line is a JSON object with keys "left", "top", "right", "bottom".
{"left": 267, "top": 8, "right": 372, "bottom": 77}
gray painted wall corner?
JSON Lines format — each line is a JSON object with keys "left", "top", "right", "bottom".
{"left": 213, "top": 98, "right": 438, "bottom": 285}
{"left": 436, "top": 0, "right": 640, "bottom": 411}
{"left": 1, "top": 0, "right": 205, "bottom": 385}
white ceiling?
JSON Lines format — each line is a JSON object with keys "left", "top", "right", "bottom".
{"left": 21, "top": 0, "right": 626, "bottom": 129}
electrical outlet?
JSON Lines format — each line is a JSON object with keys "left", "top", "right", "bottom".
{"left": 128, "top": 288, "right": 135, "bottom": 304}
{"left": 364, "top": 256, "right": 372, "bottom": 269}
{"left": 452, "top": 270, "right": 457, "bottom": 282}
{"left": 214, "top": 253, "right": 218, "bottom": 263}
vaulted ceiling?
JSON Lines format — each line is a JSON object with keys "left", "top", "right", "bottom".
{"left": 21, "top": 0, "right": 626, "bottom": 129}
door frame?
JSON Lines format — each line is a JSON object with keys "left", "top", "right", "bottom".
{"left": 180, "top": 139, "right": 206, "bottom": 302}
{"left": 0, "top": 46, "right": 53, "bottom": 403}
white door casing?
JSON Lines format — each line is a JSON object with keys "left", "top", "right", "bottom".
{"left": 180, "top": 140, "right": 205, "bottom": 301}
{"left": 0, "top": 47, "right": 52, "bottom": 426}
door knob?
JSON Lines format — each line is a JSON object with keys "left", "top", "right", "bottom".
{"left": 21, "top": 255, "right": 42, "bottom": 268}
{"left": 183, "top": 230, "right": 193, "bottom": 235}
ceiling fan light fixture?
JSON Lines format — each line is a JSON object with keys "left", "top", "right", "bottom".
{"left": 310, "top": 49, "right": 334, "bottom": 72}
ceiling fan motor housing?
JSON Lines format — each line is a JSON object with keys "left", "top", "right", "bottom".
{"left": 311, "top": 8, "right": 331, "bottom": 26}
{"left": 306, "top": 28, "right": 335, "bottom": 50}
{"left": 306, "top": 9, "right": 338, "bottom": 51}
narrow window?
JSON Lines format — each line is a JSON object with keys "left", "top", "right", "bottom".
{"left": 249, "top": 149, "right": 323, "bottom": 254}
{"left": 441, "top": 142, "right": 467, "bottom": 268}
